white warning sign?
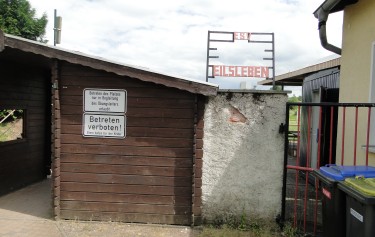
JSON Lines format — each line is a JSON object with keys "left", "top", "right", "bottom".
{"left": 83, "top": 114, "right": 126, "bottom": 138}
{"left": 83, "top": 88, "right": 127, "bottom": 139}
{"left": 84, "top": 89, "right": 126, "bottom": 113}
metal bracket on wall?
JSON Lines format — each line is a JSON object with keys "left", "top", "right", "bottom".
{"left": 279, "top": 123, "right": 286, "bottom": 134}
{"left": 52, "top": 81, "right": 59, "bottom": 89}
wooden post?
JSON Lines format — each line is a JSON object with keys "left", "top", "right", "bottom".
{"left": 0, "top": 29, "right": 4, "bottom": 52}
{"left": 51, "top": 59, "right": 61, "bottom": 220}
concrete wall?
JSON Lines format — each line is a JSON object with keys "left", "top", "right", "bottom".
{"left": 202, "top": 90, "right": 288, "bottom": 222}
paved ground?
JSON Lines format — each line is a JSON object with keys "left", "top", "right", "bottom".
{"left": 0, "top": 179, "right": 200, "bottom": 237}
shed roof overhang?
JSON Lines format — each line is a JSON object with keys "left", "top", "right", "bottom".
{"left": 258, "top": 57, "right": 340, "bottom": 86}
{"left": 0, "top": 30, "right": 218, "bottom": 96}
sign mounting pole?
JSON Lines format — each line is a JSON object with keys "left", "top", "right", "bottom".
{"left": 205, "top": 31, "right": 210, "bottom": 82}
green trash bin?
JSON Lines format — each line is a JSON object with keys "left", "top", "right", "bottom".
{"left": 338, "top": 177, "right": 375, "bottom": 237}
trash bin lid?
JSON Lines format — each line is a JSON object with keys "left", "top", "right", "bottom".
{"left": 320, "top": 165, "right": 375, "bottom": 181}
{"left": 345, "top": 177, "right": 375, "bottom": 196}
{"left": 365, "top": 178, "right": 375, "bottom": 186}
{"left": 338, "top": 182, "right": 375, "bottom": 204}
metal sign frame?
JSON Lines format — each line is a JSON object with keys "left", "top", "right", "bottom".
{"left": 205, "top": 31, "right": 275, "bottom": 88}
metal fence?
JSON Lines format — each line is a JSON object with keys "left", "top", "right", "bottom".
{"left": 281, "top": 102, "right": 375, "bottom": 236}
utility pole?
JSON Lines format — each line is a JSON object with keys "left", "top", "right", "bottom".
{"left": 53, "top": 9, "right": 62, "bottom": 46}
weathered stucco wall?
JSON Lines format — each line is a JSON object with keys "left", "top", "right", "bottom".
{"left": 202, "top": 91, "right": 288, "bottom": 222}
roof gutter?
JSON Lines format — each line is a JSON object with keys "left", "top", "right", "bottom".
{"left": 314, "top": 0, "right": 342, "bottom": 55}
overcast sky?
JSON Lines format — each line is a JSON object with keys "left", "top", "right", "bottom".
{"left": 28, "top": 0, "right": 343, "bottom": 96}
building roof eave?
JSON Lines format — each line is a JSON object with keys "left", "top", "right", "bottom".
{"left": 2, "top": 32, "right": 218, "bottom": 96}
{"left": 258, "top": 57, "right": 341, "bottom": 86}
{"left": 314, "top": 0, "right": 358, "bottom": 16}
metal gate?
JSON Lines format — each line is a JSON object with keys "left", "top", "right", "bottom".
{"left": 280, "top": 102, "right": 374, "bottom": 236}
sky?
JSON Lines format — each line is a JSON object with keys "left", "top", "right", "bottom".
{"left": 28, "top": 0, "right": 343, "bottom": 96}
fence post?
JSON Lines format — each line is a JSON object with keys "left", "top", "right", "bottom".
{"left": 280, "top": 102, "right": 290, "bottom": 226}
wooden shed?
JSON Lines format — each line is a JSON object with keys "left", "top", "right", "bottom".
{"left": 0, "top": 30, "right": 217, "bottom": 225}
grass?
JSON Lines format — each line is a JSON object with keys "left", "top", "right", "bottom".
{"left": 198, "top": 222, "right": 300, "bottom": 237}
{"left": 198, "top": 226, "right": 279, "bottom": 237}
{"left": 288, "top": 109, "right": 299, "bottom": 132}
{"left": 0, "top": 123, "right": 9, "bottom": 142}
{"left": 0, "top": 119, "right": 23, "bottom": 142}
{"left": 282, "top": 223, "right": 298, "bottom": 237}
{"left": 198, "top": 213, "right": 282, "bottom": 237}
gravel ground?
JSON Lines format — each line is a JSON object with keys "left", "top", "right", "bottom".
{"left": 0, "top": 179, "right": 202, "bottom": 237}
{"left": 58, "top": 221, "right": 201, "bottom": 237}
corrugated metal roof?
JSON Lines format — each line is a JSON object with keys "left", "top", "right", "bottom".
{"left": 0, "top": 31, "right": 218, "bottom": 96}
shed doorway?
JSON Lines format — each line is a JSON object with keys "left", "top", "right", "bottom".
{"left": 309, "top": 87, "right": 339, "bottom": 168}
{"left": 0, "top": 61, "right": 52, "bottom": 205}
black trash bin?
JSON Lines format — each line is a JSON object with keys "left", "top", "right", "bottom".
{"left": 313, "top": 165, "right": 375, "bottom": 237}
{"left": 313, "top": 169, "right": 345, "bottom": 237}
{"left": 338, "top": 178, "right": 375, "bottom": 237}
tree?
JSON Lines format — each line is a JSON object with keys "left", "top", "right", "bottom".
{"left": 269, "top": 85, "right": 283, "bottom": 91}
{"left": 0, "top": 0, "right": 48, "bottom": 42}
{"left": 288, "top": 94, "right": 302, "bottom": 103}
{"left": 288, "top": 94, "right": 302, "bottom": 112}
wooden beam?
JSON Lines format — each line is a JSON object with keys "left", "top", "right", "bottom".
{"left": 0, "top": 30, "right": 4, "bottom": 52}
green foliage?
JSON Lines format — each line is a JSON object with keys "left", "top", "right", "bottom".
{"left": 282, "top": 223, "right": 298, "bottom": 237}
{"left": 288, "top": 95, "right": 302, "bottom": 103}
{"left": 270, "top": 85, "right": 283, "bottom": 91}
{"left": 287, "top": 95, "right": 301, "bottom": 132}
{"left": 0, "top": 0, "right": 48, "bottom": 42}
{"left": 205, "top": 213, "right": 279, "bottom": 237}
{"left": 288, "top": 94, "right": 302, "bottom": 111}
{"left": 0, "top": 109, "right": 23, "bottom": 122}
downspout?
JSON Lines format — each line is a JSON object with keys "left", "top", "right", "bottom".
{"left": 314, "top": 0, "right": 342, "bottom": 55}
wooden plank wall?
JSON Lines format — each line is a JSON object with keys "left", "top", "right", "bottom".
{"left": 0, "top": 61, "right": 50, "bottom": 195}
{"left": 58, "top": 62, "right": 196, "bottom": 225}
